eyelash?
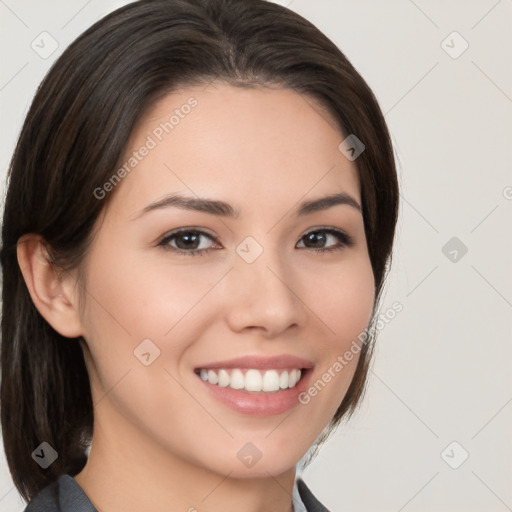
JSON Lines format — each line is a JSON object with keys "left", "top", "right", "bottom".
{"left": 158, "top": 227, "right": 354, "bottom": 257}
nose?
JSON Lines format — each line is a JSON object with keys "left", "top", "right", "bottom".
{"left": 223, "top": 242, "right": 305, "bottom": 338}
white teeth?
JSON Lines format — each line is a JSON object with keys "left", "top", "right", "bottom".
{"left": 230, "top": 369, "right": 245, "bottom": 390}
{"left": 218, "top": 369, "right": 230, "bottom": 387}
{"left": 198, "top": 368, "right": 303, "bottom": 392}
{"left": 207, "top": 370, "right": 218, "bottom": 385}
{"left": 262, "top": 370, "right": 280, "bottom": 392}
{"left": 289, "top": 369, "right": 299, "bottom": 388}
{"left": 279, "top": 371, "right": 289, "bottom": 389}
{"left": 245, "top": 369, "right": 262, "bottom": 391}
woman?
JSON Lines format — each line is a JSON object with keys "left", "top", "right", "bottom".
{"left": 0, "top": 0, "right": 399, "bottom": 510}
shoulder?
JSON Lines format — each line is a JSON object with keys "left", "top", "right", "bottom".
{"left": 23, "top": 477, "right": 61, "bottom": 512}
{"left": 296, "top": 477, "right": 331, "bottom": 512}
{"left": 23, "top": 474, "right": 97, "bottom": 512}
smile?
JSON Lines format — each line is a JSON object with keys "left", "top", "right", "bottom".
{"left": 195, "top": 368, "right": 303, "bottom": 393}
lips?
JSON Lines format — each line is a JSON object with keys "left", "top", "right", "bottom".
{"left": 193, "top": 354, "right": 315, "bottom": 415}
{"left": 194, "top": 354, "right": 314, "bottom": 371}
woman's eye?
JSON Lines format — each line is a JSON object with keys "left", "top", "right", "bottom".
{"left": 159, "top": 229, "right": 219, "bottom": 256}
{"left": 158, "top": 227, "right": 353, "bottom": 257}
{"left": 296, "top": 228, "right": 354, "bottom": 253}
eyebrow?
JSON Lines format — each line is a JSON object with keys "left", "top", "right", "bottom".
{"left": 135, "top": 191, "right": 361, "bottom": 220}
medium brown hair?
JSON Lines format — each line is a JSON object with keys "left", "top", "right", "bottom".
{"left": 1, "top": 0, "right": 399, "bottom": 501}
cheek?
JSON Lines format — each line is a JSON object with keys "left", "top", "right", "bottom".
{"left": 78, "top": 255, "right": 222, "bottom": 429}
{"left": 292, "top": 256, "right": 374, "bottom": 429}
{"left": 304, "top": 254, "right": 375, "bottom": 350}
{"left": 82, "top": 251, "right": 224, "bottom": 338}
{"left": 79, "top": 252, "right": 229, "bottom": 395}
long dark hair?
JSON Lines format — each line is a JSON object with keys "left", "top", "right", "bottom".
{"left": 1, "top": 0, "right": 399, "bottom": 502}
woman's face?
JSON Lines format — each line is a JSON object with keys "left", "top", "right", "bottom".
{"left": 75, "top": 82, "right": 375, "bottom": 477}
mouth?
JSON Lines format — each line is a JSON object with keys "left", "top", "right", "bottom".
{"left": 192, "top": 354, "right": 314, "bottom": 415}
{"left": 193, "top": 357, "right": 315, "bottom": 416}
{"left": 193, "top": 367, "right": 309, "bottom": 394}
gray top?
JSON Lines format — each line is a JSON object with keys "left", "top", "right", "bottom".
{"left": 24, "top": 474, "right": 331, "bottom": 512}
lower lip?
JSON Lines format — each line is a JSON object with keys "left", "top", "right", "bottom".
{"left": 196, "top": 369, "right": 313, "bottom": 416}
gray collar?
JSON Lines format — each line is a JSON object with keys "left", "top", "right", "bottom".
{"left": 25, "top": 474, "right": 330, "bottom": 512}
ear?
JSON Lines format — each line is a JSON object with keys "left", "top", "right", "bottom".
{"left": 16, "top": 234, "right": 84, "bottom": 338}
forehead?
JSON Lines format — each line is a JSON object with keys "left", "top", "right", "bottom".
{"left": 107, "top": 82, "right": 361, "bottom": 218}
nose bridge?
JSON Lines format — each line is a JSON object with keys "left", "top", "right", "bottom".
{"left": 225, "top": 233, "right": 302, "bottom": 335}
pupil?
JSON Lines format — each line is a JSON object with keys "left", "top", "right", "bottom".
{"left": 178, "top": 233, "right": 199, "bottom": 249}
{"left": 307, "top": 232, "right": 325, "bottom": 248}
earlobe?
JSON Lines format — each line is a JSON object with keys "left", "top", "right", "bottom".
{"left": 16, "top": 234, "right": 84, "bottom": 338}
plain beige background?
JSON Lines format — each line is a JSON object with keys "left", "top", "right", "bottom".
{"left": 1, "top": 1, "right": 511, "bottom": 510}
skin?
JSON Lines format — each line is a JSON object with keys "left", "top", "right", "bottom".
{"left": 18, "top": 82, "right": 375, "bottom": 512}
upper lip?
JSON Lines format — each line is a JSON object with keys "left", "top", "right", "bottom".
{"left": 195, "top": 354, "right": 314, "bottom": 371}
